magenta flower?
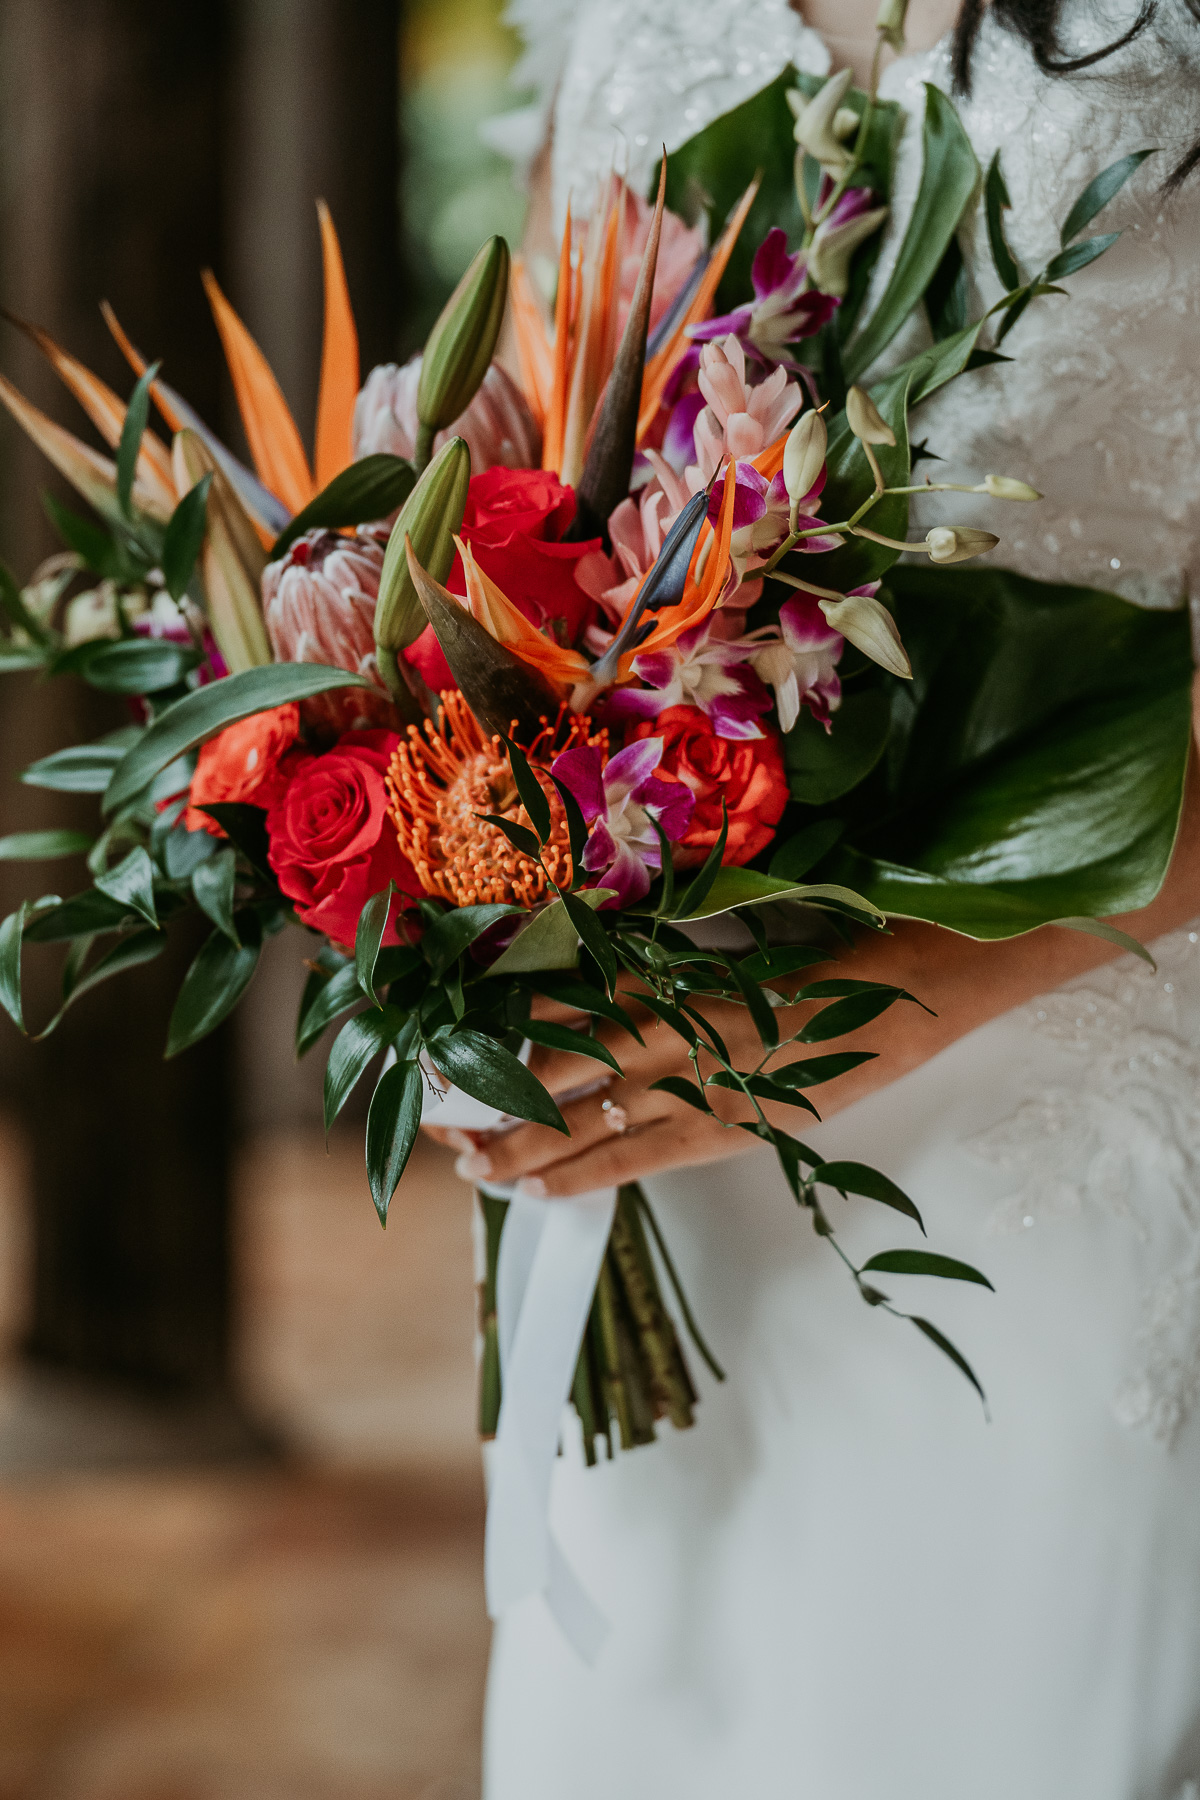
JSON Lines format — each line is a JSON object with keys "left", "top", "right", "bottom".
{"left": 605, "top": 617, "right": 773, "bottom": 742}
{"left": 745, "top": 588, "right": 871, "bottom": 734}
{"left": 550, "top": 739, "right": 694, "bottom": 908}
{"left": 687, "top": 229, "right": 838, "bottom": 369}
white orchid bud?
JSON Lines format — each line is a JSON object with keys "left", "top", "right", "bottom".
{"left": 845, "top": 385, "right": 896, "bottom": 447}
{"left": 783, "top": 410, "right": 828, "bottom": 522}
{"left": 833, "top": 107, "right": 860, "bottom": 142}
{"left": 979, "top": 474, "right": 1041, "bottom": 502}
{"left": 789, "top": 69, "right": 855, "bottom": 171}
{"left": 876, "top": 0, "right": 909, "bottom": 49}
{"left": 926, "top": 526, "right": 1001, "bottom": 564}
{"left": 808, "top": 204, "right": 889, "bottom": 299}
{"left": 819, "top": 591, "right": 911, "bottom": 680}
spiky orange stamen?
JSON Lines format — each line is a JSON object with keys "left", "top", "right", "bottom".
{"left": 387, "top": 692, "right": 605, "bottom": 908}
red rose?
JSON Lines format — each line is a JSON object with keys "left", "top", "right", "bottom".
{"left": 404, "top": 467, "right": 600, "bottom": 694}
{"left": 266, "top": 729, "right": 420, "bottom": 949}
{"left": 632, "top": 705, "right": 788, "bottom": 868}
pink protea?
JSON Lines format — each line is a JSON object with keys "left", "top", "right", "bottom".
{"left": 263, "top": 527, "right": 397, "bottom": 739}
{"left": 353, "top": 357, "right": 541, "bottom": 472}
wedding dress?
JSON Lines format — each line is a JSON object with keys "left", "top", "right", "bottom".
{"left": 484, "top": 5, "right": 1200, "bottom": 1794}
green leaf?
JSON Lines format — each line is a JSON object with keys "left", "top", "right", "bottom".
{"left": 355, "top": 884, "right": 395, "bottom": 1004}
{"left": 910, "top": 1316, "right": 987, "bottom": 1408}
{"left": 166, "top": 917, "right": 262, "bottom": 1056}
{"left": 738, "top": 945, "right": 828, "bottom": 983}
{"left": 192, "top": 848, "right": 239, "bottom": 944}
{"left": 768, "top": 820, "right": 844, "bottom": 883}
{"left": 23, "top": 743, "right": 125, "bottom": 794}
{"left": 1060, "top": 148, "right": 1156, "bottom": 246}
{"left": 814, "top": 1159, "right": 925, "bottom": 1230}
{"left": 716, "top": 950, "right": 778, "bottom": 1048}
{"left": 637, "top": 992, "right": 699, "bottom": 1046}
{"left": 324, "top": 1006, "right": 402, "bottom": 1131}
{"left": 1053, "top": 915, "right": 1155, "bottom": 968}
{"left": 648, "top": 1073, "right": 712, "bottom": 1112}
{"left": 0, "top": 558, "right": 53, "bottom": 645}
{"left": 423, "top": 902, "right": 523, "bottom": 979}
{"left": 522, "top": 1017, "right": 623, "bottom": 1076}
{"left": 478, "top": 812, "right": 541, "bottom": 859}
{"left": 798, "top": 367, "right": 914, "bottom": 594}
{"left": 824, "top": 565, "right": 1194, "bottom": 937}
{"left": 198, "top": 803, "right": 273, "bottom": 883}
{"left": 550, "top": 774, "right": 590, "bottom": 878}
{"left": 296, "top": 961, "right": 362, "bottom": 1057}
{"left": 798, "top": 988, "right": 901, "bottom": 1041}
{"left": 0, "top": 903, "right": 28, "bottom": 1031}
{"left": 0, "top": 830, "right": 91, "bottom": 862}
{"left": 1044, "top": 233, "right": 1120, "bottom": 282}
{"left": 83, "top": 638, "right": 201, "bottom": 695}
{"left": 502, "top": 735, "right": 551, "bottom": 844}
{"left": 116, "top": 361, "right": 159, "bottom": 518}
{"left": 103, "top": 663, "right": 373, "bottom": 814}
{"left": 34, "top": 927, "right": 167, "bottom": 1039}
{"left": 270, "top": 455, "right": 416, "bottom": 559}
{"left": 862, "top": 1249, "right": 994, "bottom": 1289}
{"left": 161, "top": 475, "right": 213, "bottom": 601}
{"left": 984, "top": 150, "right": 1019, "bottom": 291}
{"left": 428, "top": 1027, "right": 567, "bottom": 1133}
{"left": 94, "top": 845, "right": 158, "bottom": 927}
{"left": 559, "top": 886, "right": 618, "bottom": 996}
{"left": 769, "top": 1049, "right": 877, "bottom": 1088}
{"left": 844, "top": 85, "right": 979, "bottom": 382}
{"left": 365, "top": 1058, "right": 424, "bottom": 1223}
{"left": 674, "top": 805, "right": 729, "bottom": 918}
{"left": 43, "top": 493, "right": 121, "bottom": 575}
{"left": 785, "top": 687, "right": 891, "bottom": 806}
{"left": 677, "top": 866, "right": 884, "bottom": 924}
{"left": 521, "top": 972, "right": 644, "bottom": 1043}
{"left": 488, "top": 890, "right": 617, "bottom": 976}
{"left": 23, "top": 888, "right": 141, "bottom": 942}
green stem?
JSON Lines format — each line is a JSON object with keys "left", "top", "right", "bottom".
{"left": 413, "top": 420, "right": 436, "bottom": 474}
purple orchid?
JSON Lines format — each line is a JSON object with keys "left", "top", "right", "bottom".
{"left": 606, "top": 617, "right": 773, "bottom": 741}
{"left": 687, "top": 229, "right": 839, "bottom": 369}
{"left": 703, "top": 460, "right": 844, "bottom": 586}
{"left": 550, "top": 739, "right": 694, "bottom": 908}
{"left": 747, "top": 591, "right": 848, "bottom": 733}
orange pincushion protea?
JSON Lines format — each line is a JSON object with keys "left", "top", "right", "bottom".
{"left": 387, "top": 691, "right": 602, "bottom": 908}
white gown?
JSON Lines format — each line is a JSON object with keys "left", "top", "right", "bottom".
{"left": 485, "top": 5, "right": 1200, "bottom": 1794}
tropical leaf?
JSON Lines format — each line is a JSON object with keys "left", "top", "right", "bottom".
{"left": 813, "top": 1159, "right": 925, "bottom": 1230}
{"left": 94, "top": 845, "right": 158, "bottom": 927}
{"left": 0, "top": 830, "right": 92, "bottom": 862}
{"left": 166, "top": 917, "right": 262, "bottom": 1056}
{"left": 427, "top": 1027, "right": 567, "bottom": 1133}
{"left": 162, "top": 476, "right": 213, "bottom": 601}
{"left": 785, "top": 688, "right": 891, "bottom": 806}
{"left": 270, "top": 454, "right": 414, "bottom": 560}
{"left": 365, "top": 1058, "right": 423, "bottom": 1224}
{"left": 862, "top": 1249, "right": 994, "bottom": 1289}
{"left": 1059, "top": 148, "right": 1156, "bottom": 246}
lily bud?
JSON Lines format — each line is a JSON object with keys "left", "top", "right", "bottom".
{"left": 783, "top": 410, "right": 828, "bottom": 522}
{"left": 808, "top": 203, "right": 890, "bottom": 300}
{"left": 926, "top": 525, "right": 1001, "bottom": 564}
{"left": 788, "top": 69, "right": 855, "bottom": 172}
{"left": 819, "top": 590, "right": 911, "bottom": 680}
{"left": 980, "top": 474, "right": 1041, "bottom": 502}
{"left": 417, "top": 236, "right": 511, "bottom": 436}
{"left": 845, "top": 385, "right": 896, "bottom": 447}
{"left": 375, "top": 436, "right": 471, "bottom": 655}
{"left": 876, "top": 0, "right": 909, "bottom": 49}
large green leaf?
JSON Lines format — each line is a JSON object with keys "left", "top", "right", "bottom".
{"left": 844, "top": 84, "right": 979, "bottom": 382}
{"left": 103, "top": 663, "right": 372, "bottom": 813}
{"left": 487, "top": 891, "right": 616, "bottom": 976}
{"left": 675, "top": 867, "right": 884, "bottom": 924}
{"left": 270, "top": 455, "right": 415, "bottom": 559}
{"left": 820, "top": 566, "right": 1194, "bottom": 936}
{"left": 365, "top": 1058, "right": 424, "bottom": 1224}
{"left": 166, "top": 917, "right": 262, "bottom": 1056}
{"left": 785, "top": 688, "right": 891, "bottom": 805}
{"left": 427, "top": 1027, "right": 567, "bottom": 1133}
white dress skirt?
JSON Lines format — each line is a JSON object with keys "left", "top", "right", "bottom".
{"left": 484, "top": 4, "right": 1200, "bottom": 1793}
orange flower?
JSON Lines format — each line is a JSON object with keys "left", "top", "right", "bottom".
{"left": 387, "top": 691, "right": 602, "bottom": 907}
{"left": 185, "top": 703, "right": 300, "bottom": 835}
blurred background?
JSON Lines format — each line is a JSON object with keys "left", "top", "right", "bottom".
{"left": 0, "top": 2, "right": 531, "bottom": 1794}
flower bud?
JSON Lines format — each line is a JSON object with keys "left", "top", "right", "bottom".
{"left": 845, "top": 385, "right": 896, "bottom": 447}
{"left": 417, "top": 236, "right": 511, "bottom": 437}
{"left": 783, "top": 409, "right": 828, "bottom": 516}
{"left": 833, "top": 108, "right": 860, "bottom": 142}
{"left": 819, "top": 590, "right": 911, "bottom": 680}
{"left": 374, "top": 436, "right": 471, "bottom": 655}
{"left": 788, "top": 69, "right": 855, "bottom": 171}
{"left": 980, "top": 474, "right": 1041, "bottom": 502}
{"left": 876, "top": 0, "right": 909, "bottom": 49}
{"left": 925, "top": 526, "right": 1001, "bottom": 564}
{"left": 808, "top": 204, "right": 889, "bottom": 299}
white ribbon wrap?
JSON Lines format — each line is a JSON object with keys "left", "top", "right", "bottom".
{"left": 421, "top": 1065, "right": 615, "bottom": 1662}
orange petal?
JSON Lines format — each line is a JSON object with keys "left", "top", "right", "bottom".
{"left": 0, "top": 370, "right": 172, "bottom": 526}
{"left": 541, "top": 201, "right": 576, "bottom": 477}
{"left": 560, "top": 177, "right": 624, "bottom": 487}
{"left": 201, "top": 269, "right": 312, "bottom": 513}
{"left": 4, "top": 311, "right": 178, "bottom": 510}
{"left": 458, "top": 539, "right": 590, "bottom": 692}
{"left": 630, "top": 464, "right": 737, "bottom": 662}
{"left": 751, "top": 429, "right": 789, "bottom": 485}
{"left": 101, "top": 301, "right": 188, "bottom": 434}
{"left": 314, "top": 200, "right": 360, "bottom": 490}
{"left": 508, "top": 256, "right": 554, "bottom": 427}
{"left": 637, "top": 176, "right": 762, "bottom": 442}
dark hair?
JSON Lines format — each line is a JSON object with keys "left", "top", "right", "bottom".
{"left": 951, "top": 0, "right": 1200, "bottom": 190}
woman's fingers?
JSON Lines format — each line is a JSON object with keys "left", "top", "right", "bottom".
{"left": 456, "top": 1085, "right": 673, "bottom": 1186}
{"left": 507, "top": 1108, "right": 751, "bottom": 1198}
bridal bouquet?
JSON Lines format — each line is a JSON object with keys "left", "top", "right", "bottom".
{"left": 0, "top": 15, "right": 1191, "bottom": 1519}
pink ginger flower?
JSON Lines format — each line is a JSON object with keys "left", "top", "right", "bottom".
{"left": 263, "top": 526, "right": 396, "bottom": 737}
{"left": 353, "top": 357, "right": 541, "bottom": 473}
{"left": 689, "top": 336, "right": 804, "bottom": 487}
{"left": 550, "top": 737, "right": 694, "bottom": 909}
{"left": 688, "top": 228, "right": 838, "bottom": 369}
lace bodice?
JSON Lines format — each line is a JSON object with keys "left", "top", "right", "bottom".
{"left": 504, "top": 0, "right": 1200, "bottom": 609}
